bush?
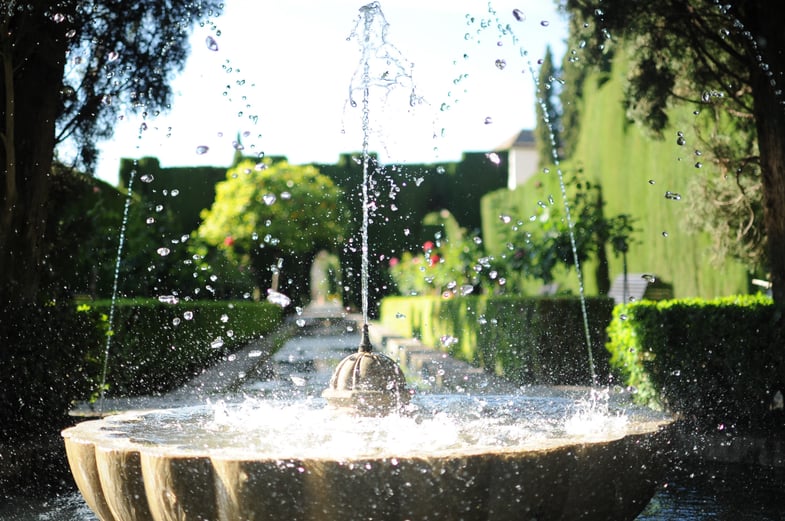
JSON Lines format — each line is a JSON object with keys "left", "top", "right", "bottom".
{"left": 0, "top": 302, "right": 104, "bottom": 437}
{"left": 89, "top": 299, "right": 283, "bottom": 396}
{"left": 606, "top": 295, "right": 785, "bottom": 433}
{"left": 380, "top": 295, "right": 614, "bottom": 386}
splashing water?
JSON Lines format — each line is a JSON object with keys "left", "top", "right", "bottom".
{"left": 85, "top": 393, "right": 659, "bottom": 460}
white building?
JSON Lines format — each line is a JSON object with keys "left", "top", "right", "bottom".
{"left": 496, "top": 129, "right": 539, "bottom": 190}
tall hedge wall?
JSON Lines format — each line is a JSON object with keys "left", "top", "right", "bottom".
{"left": 380, "top": 295, "right": 614, "bottom": 386}
{"left": 606, "top": 295, "right": 784, "bottom": 433}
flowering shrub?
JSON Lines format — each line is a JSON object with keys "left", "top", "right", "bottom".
{"left": 388, "top": 211, "right": 508, "bottom": 297}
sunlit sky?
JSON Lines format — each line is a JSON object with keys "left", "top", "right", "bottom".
{"left": 94, "top": 0, "right": 568, "bottom": 185}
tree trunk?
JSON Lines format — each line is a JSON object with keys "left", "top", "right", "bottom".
{"left": 0, "top": 7, "right": 69, "bottom": 303}
{"left": 748, "top": 3, "right": 785, "bottom": 317}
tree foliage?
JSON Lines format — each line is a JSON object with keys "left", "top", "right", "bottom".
{"left": 563, "top": 0, "right": 785, "bottom": 309}
{"left": 197, "top": 159, "right": 347, "bottom": 304}
{"left": 501, "top": 174, "right": 635, "bottom": 293}
{"left": 0, "top": 0, "right": 221, "bottom": 303}
{"left": 535, "top": 46, "right": 563, "bottom": 165}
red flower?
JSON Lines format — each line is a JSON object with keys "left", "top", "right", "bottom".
{"left": 429, "top": 254, "right": 440, "bottom": 267}
{"left": 223, "top": 236, "right": 235, "bottom": 247}
{"left": 423, "top": 241, "right": 435, "bottom": 252}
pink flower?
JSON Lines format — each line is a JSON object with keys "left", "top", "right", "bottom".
{"left": 389, "top": 257, "right": 399, "bottom": 267}
{"left": 223, "top": 236, "right": 235, "bottom": 247}
{"left": 423, "top": 241, "right": 435, "bottom": 252}
{"left": 429, "top": 254, "right": 440, "bottom": 267}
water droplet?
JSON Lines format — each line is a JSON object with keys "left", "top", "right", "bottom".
{"left": 395, "top": 312, "right": 406, "bottom": 319}
{"left": 664, "top": 191, "right": 682, "bottom": 201}
{"left": 172, "top": 317, "right": 181, "bottom": 326}
{"left": 500, "top": 214, "right": 512, "bottom": 224}
{"left": 262, "top": 193, "right": 276, "bottom": 206}
{"left": 157, "top": 247, "right": 171, "bottom": 256}
{"left": 206, "top": 36, "right": 219, "bottom": 51}
{"left": 183, "top": 311, "right": 194, "bottom": 320}
{"left": 280, "top": 191, "right": 292, "bottom": 200}
{"left": 512, "top": 9, "right": 525, "bottom": 22}
{"left": 642, "top": 274, "right": 656, "bottom": 283}
{"left": 52, "top": 13, "right": 65, "bottom": 23}
{"left": 676, "top": 136, "right": 686, "bottom": 146}
{"left": 158, "top": 295, "right": 179, "bottom": 305}
{"left": 484, "top": 116, "right": 493, "bottom": 125}
{"left": 648, "top": 179, "right": 656, "bottom": 185}
{"left": 140, "top": 174, "right": 154, "bottom": 183}
{"left": 619, "top": 313, "right": 628, "bottom": 321}
{"left": 662, "top": 231, "right": 669, "bottom": 237}
{"left": 220, "top": 314, "right": 229, "bottom": 323}
{"left": 171, "top": 189, "right": 180, "bottom": 197}
{"left": 296, "top": 318, "right": 306, "bottom": 327}
{"left": 486, "top": 152, "right": 501, "bottom": 165}
{"left": 196, "top": 145, "right": 209, "bottom": 155}
{"left": 146, "top": 217, "right": 155, "bottom": 225}
{"left": 440, "top": 335, "right": 459, "bottom": 347}
{"left": 210, "top": 337, "right": 224, "bottom": 349}
{"left": 266, "top": 289, "right": 291, "bottom": 307}
{"left": 460, "top": 285, "right": 474, "bottom": 296}
{"left": 540, "top": 20, "right": 550, "bottom": 27}
{"left": 694, "top": 162, "right": 703, "bottom": 168}
{"left": 495, "top": 59, "right": 507, "bottom": 70}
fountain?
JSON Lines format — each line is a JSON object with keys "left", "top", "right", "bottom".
{"left": 62, "top": 3, "right": 673, "bottom": 520}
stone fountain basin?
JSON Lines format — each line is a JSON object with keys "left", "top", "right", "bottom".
{"left": 63, "top": 403, "right": 672, "bottom": 521}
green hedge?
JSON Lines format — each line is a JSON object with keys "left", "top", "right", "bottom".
{"left": 607, "top": 295, "right": 784, "bottom": 432}
{"left": 88, "top": 299, "right": 283, "bottom": 396}
{"left": 380, "top": 295, "right": 614, "bottom": 386}
{"left": 0, "top": 302, "right": 105, "bottom": 437}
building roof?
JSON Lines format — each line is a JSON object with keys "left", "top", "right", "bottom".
{"left": 495, "top": 129, "right": 535, "bottom": 151}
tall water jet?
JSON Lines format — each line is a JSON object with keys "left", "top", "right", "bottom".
{"left": 98, "top": 166, "right": 137, "bottom": 413}
{"left": 322, "top": 2, "right": 410, "bottom": 416}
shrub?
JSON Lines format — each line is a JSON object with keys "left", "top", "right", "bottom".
{"left": 380, "top": 295, "right": 614, "bottom": 386}
{"left": 0, "top": 302, "right": 104, "bottom": 437}
{"left": 606, "top": 295, "right": 785, "bottom": 433}
{"left": 89, "top": 299, "right": 283, "bottom": 396}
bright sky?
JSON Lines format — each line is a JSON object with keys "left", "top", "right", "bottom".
{"left": 94, "top": 0, "right": 568, "bottom": 185}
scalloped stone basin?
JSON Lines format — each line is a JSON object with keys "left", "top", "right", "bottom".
{"left": 62, "top": 395, "right": 672, "bottom": 521}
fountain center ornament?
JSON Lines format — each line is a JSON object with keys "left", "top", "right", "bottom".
{"left": 322, "top": 324, "right": 410, "bottom": 415}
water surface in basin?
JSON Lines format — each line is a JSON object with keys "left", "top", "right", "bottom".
{"left": 75, "top": 392, "right": 668, "bottom": 459}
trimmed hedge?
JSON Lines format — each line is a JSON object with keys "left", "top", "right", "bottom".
{"left": 88, "top": 299, "right": 283, "bottom": 396}
{"left": 607, "top": 295, "right": 785, "bottom": 432}
{"left": 0, "top": 302, "right": 104, "bottom": 437}
{"left": 380, "top": 295, "right": 614, "bottom": 386}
